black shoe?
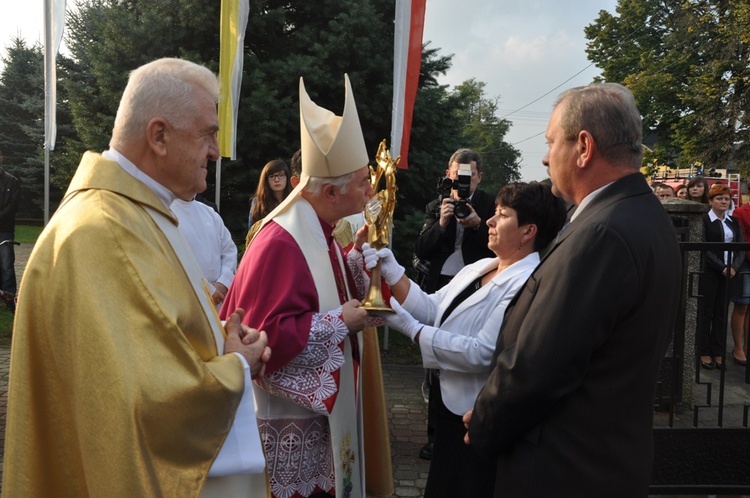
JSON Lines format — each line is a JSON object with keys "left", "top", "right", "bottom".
{"left": 700, "top": 360, "right": 715, "bottom": 370}
{"left": 419, "top": 442, "right": 433, "bottom": 460}
{"left": 733, "top": 355, "right": 747, "bottom": 366}
{"left": 0, "top": 291, "right": 14, "bottom": 313}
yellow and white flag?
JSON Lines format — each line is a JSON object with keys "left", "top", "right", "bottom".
{"left": 218, "top": 0, "right": 250, "bottom": 160}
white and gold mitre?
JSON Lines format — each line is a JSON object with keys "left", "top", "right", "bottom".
{"left": 299, "top": 73, "right": 369, "bottom": 180}
{"left": 260, "top": 74, "right": 369, "bottom": 225}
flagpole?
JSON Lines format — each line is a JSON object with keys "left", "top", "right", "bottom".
{"left": 215, "top": 157, "right": 222, "bottom": 211}
{"left": 44, "top": 148, "right": 50, "bottom": 224}
{"left": 44, "top": 0, "right": 66, "bottom": 225}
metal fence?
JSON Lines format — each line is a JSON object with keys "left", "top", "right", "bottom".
{"left": 650, "top": 240, "right": 750, "bottom": 494}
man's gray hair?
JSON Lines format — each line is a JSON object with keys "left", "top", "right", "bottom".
{"left": 112, "top": 58, "right": 220, "bottom": 145}
{"left": 448, "top": 148, "right": 482, "bottom": 172}
{"left": 555, "top": 83, "right": 643, "bottom": 169}
{"left": 304, "top": 170, "right": 360, "bottom": 195}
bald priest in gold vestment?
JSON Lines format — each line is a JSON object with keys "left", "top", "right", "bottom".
{"left": 2, "top": 59, "right": 272, "bottom": 498}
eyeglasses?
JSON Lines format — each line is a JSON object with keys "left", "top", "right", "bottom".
{"left": 268, "top": 173, "right": 287, "bottom": 181}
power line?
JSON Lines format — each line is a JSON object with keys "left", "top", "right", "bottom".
{"left": 512, "top": 131, "right": 545, "bottom": 146}
{"left": 502, "top": 0, "right": 682, "bottom": 147}
{"left": 498, "top": 64, "right": 595, "bottom": 120}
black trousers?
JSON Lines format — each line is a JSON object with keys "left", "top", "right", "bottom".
{"left": 0, "top": 234, "right": 16, "bottom": 295}
{"left": 698, "top": 269, "right": 729, "bottom": 358}
{"left": 423, "top": 378, "right": 496, "bottom": 498}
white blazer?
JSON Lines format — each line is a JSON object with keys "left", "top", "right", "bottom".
{"left": 402, "top": 253, "right": 539, "bottom": 415}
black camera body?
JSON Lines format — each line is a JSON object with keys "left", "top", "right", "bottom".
{"left": 436, "top": 163, "right": 473, "bottom": 219}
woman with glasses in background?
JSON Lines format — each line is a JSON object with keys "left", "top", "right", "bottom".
{"left": 248, "top": 159, "right": 293, "bottom": 228}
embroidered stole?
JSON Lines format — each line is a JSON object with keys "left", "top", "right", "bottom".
{"left": 274, "top": 200, "right": 365, "bottom": 498}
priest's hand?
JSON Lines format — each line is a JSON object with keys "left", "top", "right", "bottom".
{"left": 341, "top": 299, "right": 367, "bottom": 333}
{"left": 211, "top": 282, "right": 228, "bottom": 305}
{"left": 224, "top": 308, "right": 271, "bottom": 378}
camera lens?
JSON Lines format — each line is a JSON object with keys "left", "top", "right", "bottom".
{"left": 454, "top": 200, "right": 470, "bottom": 219}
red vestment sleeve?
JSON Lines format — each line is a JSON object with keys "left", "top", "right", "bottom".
{"left": 221, "top": 222, "right": 318, "bottom": 374}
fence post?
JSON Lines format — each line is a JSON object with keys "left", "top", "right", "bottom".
{"left": 662, "top": 198, "right": 709, "bottom": 410}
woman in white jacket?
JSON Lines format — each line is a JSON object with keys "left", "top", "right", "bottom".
{"left": 366, "top": 182, "right": 566, "bottom": 497}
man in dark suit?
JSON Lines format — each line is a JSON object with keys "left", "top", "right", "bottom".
{"left": 0, "top": 149, "right": 20, "bottom": 312}
{"left": 465, "top": 83, "right": 681, "bottom": 497}
{"left": 414, "top": 148, "right": 496, "bottom": 459}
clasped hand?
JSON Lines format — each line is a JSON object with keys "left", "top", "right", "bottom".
{"left": 224, "top": 308, "right": 271, "bottom": 378}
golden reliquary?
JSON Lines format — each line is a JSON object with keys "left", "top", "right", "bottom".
{"left": 361, "top": 140, "right": 399, "bottom": 311}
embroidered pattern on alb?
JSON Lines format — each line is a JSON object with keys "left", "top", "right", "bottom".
{"left": 259, "top": 417, "right": 335, "bottom": 498}
{"left": 257, "top": 310, "right": 348, "bottom": 414}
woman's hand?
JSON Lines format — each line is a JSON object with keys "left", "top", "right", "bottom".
{"left": 362, "top": 243, "right": 405, "bottom": 285}
{"left": 374, "top": 298, "right": 422, "bottom": 343}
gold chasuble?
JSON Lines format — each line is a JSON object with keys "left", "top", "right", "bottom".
{"left": 2, "top": 153, "right": 256, "bottom": 497}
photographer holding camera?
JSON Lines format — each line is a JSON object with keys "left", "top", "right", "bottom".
{"left": 415, "top": 149, "right": 495, "bottom": 294}
{"left": 413, "top": 148, "right": 495, "bottom": 460}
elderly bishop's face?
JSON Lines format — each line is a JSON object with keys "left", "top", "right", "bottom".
{"left": 336, "top": 166, "right": 374, "bottom": 218}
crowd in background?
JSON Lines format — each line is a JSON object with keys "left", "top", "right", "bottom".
{"left": 650, "top": 177, "right": 749, "bottom": 368}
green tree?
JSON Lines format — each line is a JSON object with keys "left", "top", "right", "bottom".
{"left": 585, "top": 0, "right": 750, "bottom": 173}
{"left": 388, "top": 53, "right": 521, "bottom": 270}
{"left": 0, "top": 38, "right": 72, "bottom": 218}
{"left": 450, "top": 78, "right": 521, "bottom": 194}
{"left": 58, "top": 0, "right": 520, "bottom": 261}
{"left": 63, "top": 0, "right": 398, "bottom": 235}
{"left": 671, "top": 0, "right": 750, "bottom": 170}
{"left": 0, "top": 38, "right": 45, "bottom": 218}
{"left": 388, "top": 43, "right": 464, "bottom": 269}
{"left": 585, "top": 0, "right": 688, "bottom": 167}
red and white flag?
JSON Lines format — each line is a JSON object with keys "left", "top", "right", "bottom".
{"left": 391, "top": 0, "right": 426, "bottom": 170}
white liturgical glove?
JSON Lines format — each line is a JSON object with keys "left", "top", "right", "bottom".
{"left": 377, "top": 298, "right": 422, "bottom": 342}
{"left": 362, "top": 243, "right": 405, "bottom": 286}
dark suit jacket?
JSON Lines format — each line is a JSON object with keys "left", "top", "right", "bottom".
{"left": 414, "top": 188, "right": 495, "bottom": 292}
{"left": 468, "top": 173, "right": 682, "bottom": 498}
{"left": 702, "top": 212, "right": 744, "bottom": 273}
